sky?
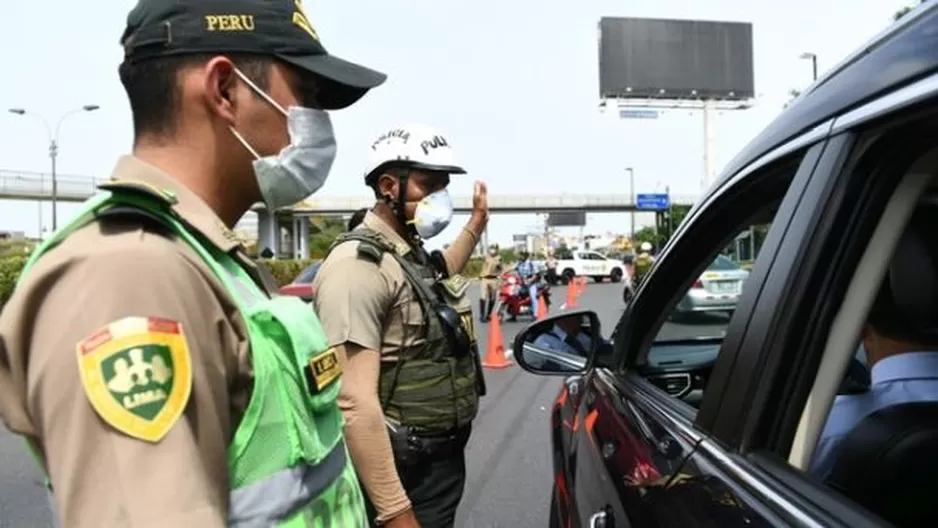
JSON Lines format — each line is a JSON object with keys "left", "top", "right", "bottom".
{"left": 0, "top": 0, "right": 918, "bottom": 250}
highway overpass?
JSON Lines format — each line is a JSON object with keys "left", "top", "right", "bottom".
{"left": 0, "top": 169, "right": 698, "bottom": 213}
{"left": 1, "top": 169, "right": 700, "bottom": 258}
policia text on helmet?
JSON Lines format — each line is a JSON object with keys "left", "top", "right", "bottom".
{"left": 313, "top": 123, "right": 490, "bottom": 527}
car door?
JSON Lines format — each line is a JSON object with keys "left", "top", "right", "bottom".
{"left": 697, "top": 100, "right": 938, "bottom": 527}
{"left": 563, "top": 141, "right": 827, "bottom": 528}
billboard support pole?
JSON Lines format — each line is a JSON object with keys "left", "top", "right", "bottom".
{"left": 702, "top": 99, "right": 716, "bottom": 192}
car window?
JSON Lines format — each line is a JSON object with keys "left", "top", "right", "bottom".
{"left": 650, "top": 220, "right": 771, "bottom": 344}
{"left": 612, "top": 149, "right": 811, "bottom": 414}
{"left": 294, "top": 261, "right": 322, "bottom": 284}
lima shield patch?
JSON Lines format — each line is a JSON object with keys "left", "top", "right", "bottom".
{"left": 76, "top": 316, "right": 192, "bottom": 442}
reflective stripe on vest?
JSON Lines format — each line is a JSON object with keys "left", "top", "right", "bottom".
{"left": 228, "top": 439, "right": 347, "bottom": 526}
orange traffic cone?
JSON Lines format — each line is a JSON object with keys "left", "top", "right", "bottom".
{"left": 482, "top": 313, "right": 513, "bottom": 369}
{"left": 536, "top": 292, "right": 549, "bottom": 320}
{"left": 565, "top": 278, "right": 578, "bottom": 309}
{"left": 578, "top": 276, "right": 588, "bottom": 295}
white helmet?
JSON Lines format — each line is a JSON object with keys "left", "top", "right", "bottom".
{"left": 640, "top": 242, "right": 652, "bottom": 252}
{"left": 364, "top": 123, "right": 466, "bottom": 185}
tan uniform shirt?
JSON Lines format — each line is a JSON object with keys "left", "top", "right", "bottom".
{"left": 0, "top": 156, "right": 268, "bottom": 528}
{"left": 312, "top": 211, "right": 478, "bottom": 521}
{"left": 480, "top": 254, "right": 502, "bottom": 278}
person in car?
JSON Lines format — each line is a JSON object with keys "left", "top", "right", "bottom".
{"left": 810, "top": 207, "right": 938, "bottom": 480}
{"left": 529, "top": 316, "right": 592, "bottom": 370}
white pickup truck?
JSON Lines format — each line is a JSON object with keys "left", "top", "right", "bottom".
{"left": 554, "top": 250, "right": 627, "bottom": 284}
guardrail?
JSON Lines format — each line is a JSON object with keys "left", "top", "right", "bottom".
{"left": 1, "top": 169, "right": 699, "bottom": 212}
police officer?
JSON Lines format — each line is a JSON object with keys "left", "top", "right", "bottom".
{"left": 0, "top": 0, "right": 385, "bottom": 525}
{"left": 479, "top": 244, "right": 503, "bottom": 321}
{"left": 313, "top": 123, "right": 488, "bottom": 527}
{"left": 634, "top": 241, "right": 656, "bottom": 285}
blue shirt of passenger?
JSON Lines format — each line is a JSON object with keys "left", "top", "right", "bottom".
{"left": 810, "top": 351, "right": 938, "bottom": 480}
{"left": 516, "top": 260, "right": 535, "bottom": 278}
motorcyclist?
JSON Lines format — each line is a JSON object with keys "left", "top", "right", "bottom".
{"left": 633, "top": 242, "right": 655, "bottom": 285}
{"left": 514, "top": 251, "right": 539, "bottom": 317}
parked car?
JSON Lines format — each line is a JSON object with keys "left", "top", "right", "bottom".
{"left": 278, "top": 260, "right": 322, "bottom": 301}
{"left": 513, "top": 5, "right": 938, "bottom": 527}
{"left": 671, "top": 254, "right": 750, "bottom": 318}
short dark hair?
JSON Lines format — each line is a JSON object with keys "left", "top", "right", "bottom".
{"left": 118, "top": 53, "right": 272, "bottom": 143}
{"left": 347, "top": 208, "right": 368, "bottom": 231}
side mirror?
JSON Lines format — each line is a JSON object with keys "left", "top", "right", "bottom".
{"left": 512, "top": 310, "right": 602, "bottom": 376}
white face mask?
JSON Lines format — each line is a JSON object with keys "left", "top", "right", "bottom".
{"left": 411, "top": 189, "right": 454, "bottom": 239}
{"left": 229, "top": 68, "right": 337, "bottom": 210}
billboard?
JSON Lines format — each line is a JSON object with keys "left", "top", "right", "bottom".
{"left": 598, "top": 17, "right": 754, "bottom": 101}
{"left": 548, "top": 211, "right": 587, "bottom": 227}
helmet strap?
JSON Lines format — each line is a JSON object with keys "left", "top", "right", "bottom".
{"left": 387, "top": 169, "right": 421, "bottom": 242}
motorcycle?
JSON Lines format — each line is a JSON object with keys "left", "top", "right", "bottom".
{"left": 495, "top": 269, "right": 551, "bottom": 322}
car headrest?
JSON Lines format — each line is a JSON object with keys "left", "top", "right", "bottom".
{"left": 888, "top": 207, "right": 938, "bottom": 334}
{"left": 826, "top": 402, "right": 938, "bottom": 527}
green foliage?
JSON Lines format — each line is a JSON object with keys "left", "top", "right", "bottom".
{"left": 893, "top": 2, "right": 923, "bottom": 21}
{"left": 0, "top": 240, "right": 35, "bottom": 309}
{"left": 259, "top": 258, "right": 318, "bottom": 287}
{"left": 308, "top": 215, "right": 348, "bottom": 259}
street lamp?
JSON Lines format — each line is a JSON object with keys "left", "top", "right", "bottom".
{"left": 626, "top": 167, "right": 635, "bottom": 240}
{"left": 800, "top": 52, "right": 818, "bottom": 81}
{"left": 8, "top": 105, "right": 100, "bottom": 232}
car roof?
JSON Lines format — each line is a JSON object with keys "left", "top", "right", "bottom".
{"left": 716, "top": 3, "right": 938, "bottom": 186}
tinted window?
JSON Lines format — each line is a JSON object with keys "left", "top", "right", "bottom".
{"left": 708, "top": 255, "right": 741, "bottom": 271}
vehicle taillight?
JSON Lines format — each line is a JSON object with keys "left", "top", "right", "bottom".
{"left": 692, "top": 279, "right": 704, "bottom": 289}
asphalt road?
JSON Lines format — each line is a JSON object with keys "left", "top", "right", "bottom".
{"left": 0, "top": 281, "right": 727, "bottom": 528}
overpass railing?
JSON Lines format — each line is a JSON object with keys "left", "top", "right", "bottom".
{"left": 1, "top": 169, "right": 700, "bottom": 210}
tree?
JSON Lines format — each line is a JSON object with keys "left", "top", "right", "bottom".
{"left": 784, "top": 88, "right": 802, "bottom": 109}
{"left": 895, "top": 1, "right": 925, "bottom": 21}
{"left": 308, "top": 215, "right": 348, "bottom": 259}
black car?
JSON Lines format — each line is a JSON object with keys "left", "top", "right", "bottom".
{"left": 515, "top": 5, "right": 938, "bottom": 527}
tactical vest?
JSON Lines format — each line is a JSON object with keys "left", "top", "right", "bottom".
{"left": 328, "top": 228, "right": 483, "bottom": 433}
{"left": 16, "top": 183, "right": 367, "bottom": 527}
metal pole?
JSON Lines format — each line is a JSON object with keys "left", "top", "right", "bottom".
{"left": 37, "top": 173, "right": 43, "bottom": 240}
{"left": 50, "top": 139, "right": 58, "bottom": 231}
{"left": 812, "top": 55, "right": 818, "bottom": 81}
{"left": 702, "top": 100, "right": 716, "bottom": 192}
{"left": 666, "top": 185, "right": 673, "bottom": 235}
{"left": 627, "top": 167, "right": 635, "bottom": 240}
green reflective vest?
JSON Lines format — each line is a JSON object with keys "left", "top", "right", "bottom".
{"left": 329, "top": 229, "right": 483, "bottom": 433}
{"left": 16, "top": 184, "right": 367, "bottom": 527}
{"left": 634, "top": 253, "right": 654, "bottom": 284}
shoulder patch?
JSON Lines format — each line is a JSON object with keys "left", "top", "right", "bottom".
{"left": 98, "top": 180, "right": 178, "bottom": 205}
{"left": 441, "top": 274, "right": 471, "bottom": 297}
{"left": 356, "top": 241, "right": 384, "bottom": 263}
{"left": 76, "top": 316, "right": 192, "bottom": 443}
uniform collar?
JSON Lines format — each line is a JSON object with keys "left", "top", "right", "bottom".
{"left": 361, "top": 211, "right": 414, "bottom": 256}
{"left": 106, "top": 155, "right": 245, "bottom": 254}
{"left": 871, "top": 351, "right": 938, "bottom": 385}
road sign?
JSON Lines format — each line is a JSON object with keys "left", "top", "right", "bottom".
{"left": 636, "top": 193, "right": 670, "bottom": 211}
{"left": 619, "top": 109, "right": 659, "bottom": 119}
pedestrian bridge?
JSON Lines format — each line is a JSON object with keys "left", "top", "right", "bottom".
{"left": 0, "top": 169, "right": 699, "bottom": 213}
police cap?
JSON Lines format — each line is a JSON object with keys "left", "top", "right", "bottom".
{"left": 119, "top": 0, "right": 386, "bottom": 109}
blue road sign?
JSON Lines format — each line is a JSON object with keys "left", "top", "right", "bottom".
{"left": 619, "top": 109, "right": 659, "bottom": 119}
{"left": 636, "top": 193, "right": 670, "bottom": 211}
